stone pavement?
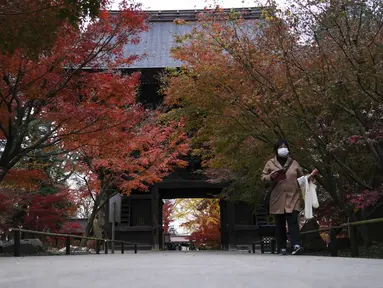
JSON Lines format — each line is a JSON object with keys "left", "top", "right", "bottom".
{"left": 0, "top": 251, "right": 382, "bottom": 288}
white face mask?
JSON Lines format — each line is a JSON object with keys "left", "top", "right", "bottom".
{"left": 277, "top": 147, "right": 289, "bottom": 158}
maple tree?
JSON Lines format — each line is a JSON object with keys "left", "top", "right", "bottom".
{"left": 72, "top": 111, "right": 189, "bottom": 239}
{"left": 1, "top": 0, "right": 190, "bottom": 242}
{"left": 162, "top": 200, "right": 175, "bottom": 234}
{"left": 0, "top": 169, "right": 77, "bottom": 240}
{"left": 22, "top": 190, "right": 77, "bottom": 232}
{"left": 0, "top": 134, "right": 79, "bottom": 238}
{"left": 0, "top": 1, "right": 147, "bottom": 185}
{"left": 0, "top": 0, "right": 108, "bottom": 57}
{"left": 173, "top": 198, "right": 220, "bottom": 249}
{"left": 164, "top": 0, "right": 383, "bottom": 244}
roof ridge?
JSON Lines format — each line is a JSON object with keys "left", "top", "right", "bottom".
{"left": 110, "top": 7, "right": 264, "bottom": 22}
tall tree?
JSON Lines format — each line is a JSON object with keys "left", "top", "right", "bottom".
{"left": 74, "top": 112, "right": 189, "bottom": 239}
{"left": 173, "top": 198, "right": 220, "bottom": 249}
{"left": 0, "top": 0, "right": 108, "bottom": 57}
{"left": 0, "top": 2, "right": 147, "bottom": 184}
{"left": 162, "top": 200, "right": 175, "bottom": 234}
{"left": 164, "top": 1, "right": 383, "bottom": 240}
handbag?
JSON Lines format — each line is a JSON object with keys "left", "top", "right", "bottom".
{"left": 300, "top": 176, "right": 319, "bottom": 219}
{"left": 261, "top": 159, "right": 294, "bottom": 213}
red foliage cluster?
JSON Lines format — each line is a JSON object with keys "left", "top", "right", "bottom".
{"left": 162, "top": 200, "right": 174, "bottom": 234}
{"left": 346, "top": 188, "right": 383, "bottom": 210}
{"left": 23, "top": 191, "right": 76, "bottom": 231}
{"left": 180, "top": 199, "right": 221, "bottom": 249}
{"left": 1, "top": 2, "right": 190, "bottom": 240}
{"left": 46, "top": 222, "right": 87, "bottom": 248}
{"left": 349, "top": 135, "right": 362, "bottom": 144}
{"left": 188, "top": 225, "right": 221, "bottom": 249}
{"left": 0, "top": 166, "right": 76, "bottom": 235}
{"left": 315, "top": 199, "right": 348, "bottom": 227}
{"left": 0, "top": 2, "right": 148, "bottom": 183}
{"left": 2, "top": 169, "right": 47, "bottom": 191}
{"left": 0, "top": 189, "right": 76, "bottom": 234}
{"left": 60, "top": 222, "right": 84, "bottom": 235}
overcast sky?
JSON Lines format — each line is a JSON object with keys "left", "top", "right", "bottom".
{"left": 111, "top": 0, "right": 283, "bottom": 10}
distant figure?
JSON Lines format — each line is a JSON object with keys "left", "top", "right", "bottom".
{"left": 261, "top": 139, "right": 317, "bottom": 255}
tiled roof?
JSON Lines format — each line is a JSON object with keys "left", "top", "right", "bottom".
{"left": 121, "top": 21, "right": 195, "bottom": 69}
{"left": 114, "top": 7, "right": 262, "bottom": 69}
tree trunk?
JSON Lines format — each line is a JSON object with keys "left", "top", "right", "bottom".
{"left": 80, "top": 189, "right": 112, "bottom": 246}
{"left": 0, "top": 166, "right": 8, "bottom": 183}
{"left": 81, "top": 197, "right": 101, "bottom": 246}
{"left": 81, "top": 210, "right": 96, "bottom": 246}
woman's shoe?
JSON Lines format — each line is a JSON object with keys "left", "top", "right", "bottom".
{"left": 292, "top": 245, "right": 304, "bottom": 255}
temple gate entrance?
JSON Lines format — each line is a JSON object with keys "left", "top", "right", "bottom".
{"left": 104, "top": 178, "right": 268, "bottom": 250}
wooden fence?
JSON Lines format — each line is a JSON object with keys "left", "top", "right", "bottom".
{"left": 251, "top": 217, "right": 383, "bottom": 257}
{"left": 9, "top": 227, "right": 150, "bottom": 257}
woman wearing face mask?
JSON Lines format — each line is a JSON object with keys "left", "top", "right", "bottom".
{"left": 261, "top": 139, "right": 317, "bottom": 255}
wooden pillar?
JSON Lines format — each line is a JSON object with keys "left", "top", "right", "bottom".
{"left": 227, "top": 201, "right": 236, "bottom": 250}
{"left": 13, "top": 230, "right": 21, "bottom": 257}
{"left": 158, "top": 199, "right": 164, "bottom": 250}
{"left": 151, "top": 186, "right": 159, "bottom": 250}
{"left": 219, "top": 200, "right": 229, "bottom": 250}
{"left": 330, "top": 229, "right": 338, "bottom": 257}
{"left": 350, "top": 225, "right": 359, "bottom": 257}
{"left": 65, "top": 237, "right": 71, "bottom": 255}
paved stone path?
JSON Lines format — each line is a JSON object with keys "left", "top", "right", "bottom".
{"left": 0, "top": 251, "right": 382, "bottom": 288}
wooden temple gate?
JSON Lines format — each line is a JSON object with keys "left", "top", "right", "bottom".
{"left": 102, "top": 8, "right": 266, "bottom": 250}
{"left": 103, "top": 175, "right": 269, "bottom": 250}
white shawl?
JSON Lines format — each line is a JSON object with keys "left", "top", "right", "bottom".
{"left": 298, "top": 176, "right": 319, "bottom": 220}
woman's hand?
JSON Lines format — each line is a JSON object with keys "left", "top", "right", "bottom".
{"left": 307, "top": 169, "right": 319, "bottom": 180}
{"left": 311, "top": 169, "right": 319, "bottom": 176}
{"left": 270, "top": 169, "right": 283, "bottom": 180}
